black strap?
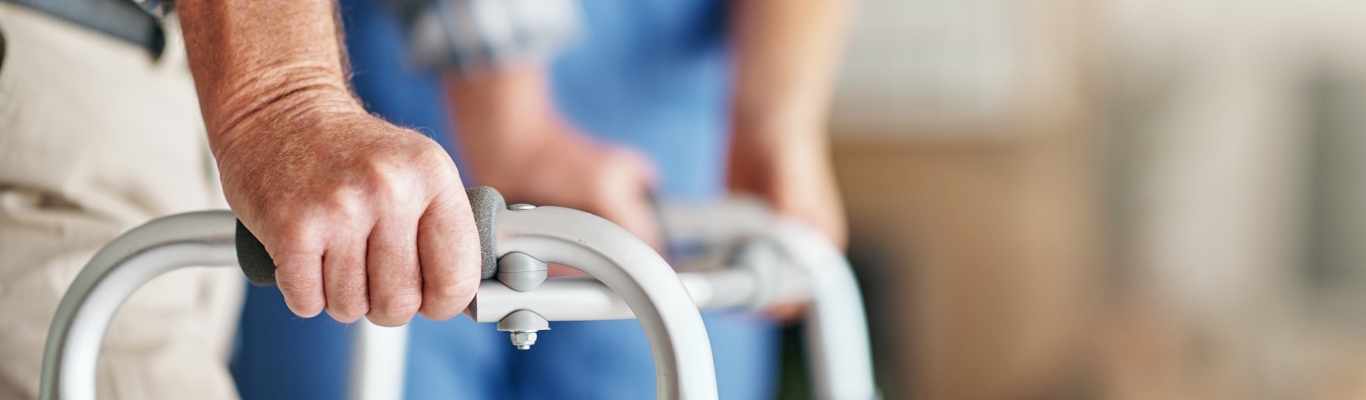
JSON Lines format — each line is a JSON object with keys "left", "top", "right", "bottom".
{"left": 3, "top": 0, "right": 163, "bottom": 57}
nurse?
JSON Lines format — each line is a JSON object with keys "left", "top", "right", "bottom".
{"left": 233, "top": 0, "right": 853, "bottom": 398}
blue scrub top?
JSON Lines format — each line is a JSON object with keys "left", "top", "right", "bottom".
{"left": 549, "top": 0, "right": 732, "bottom": 200}
{"left": 231, "top": 1, "right": 780, "bottom": 399}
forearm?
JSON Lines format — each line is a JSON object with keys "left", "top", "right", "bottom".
{"left": 729, "top": 0, "right": 855, "bottom": 145}
{"left": 728, "top": 0, "right": 855, "bottom": 247}
{"left": 177, "top": 0, "right": 359, "bottom": 155}
{"left": 444, "top": 66, "right": 564, "bottom": 178}
{"left": 442, "top": 67, "right": 662, "bottom": 249}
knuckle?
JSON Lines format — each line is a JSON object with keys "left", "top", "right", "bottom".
{"left": 276, "top": 284, "right": 321, "bottom": 316}
{"left": 262, "top": 213, "right": 321, "bottom": 253}
{"left": 272, "top": 238, "right": 318, "bottom": 264}
{"left": 328, "top": 300, "right": 369, "bottom": 322}
{"left": 370, "top": 292, "right": 422, "bottom": 318}
{"left": 418, "top": 306, "right": 461, "bottom": 321}
{"left": 361, "top": 159, "right": 415, "bottom": 203}
{"left": 411, "top": 144, "right": 459, "bottom": 183}
{"left": 368, "top": 315, "right": 412, "bottom": 328}
{"left": 364, "top": 157, "right": 402, "bottom": 186}
{"left": 321, "top": 188, "right": 366, "bottom": 220}
{"left": 286, "top": 294, "right": 325, "bottom": 317}
{"left": 270, "top": 248, "right": 320, "bottom": 286}
{"left": 429, "top": 279, "right": 477, "bottom": 303}
{"left": 415, "top": 142, "right": 449, "bottom": 162}
{"left": 368, "top": 304, "right": 419, "bottom": 327}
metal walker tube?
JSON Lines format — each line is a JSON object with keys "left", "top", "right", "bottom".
{"left": 38, "top": 207, "right": 719, "bottom": 400}
{"left": 37, "top": 211, "right": 239, "bottom": 400}
{"left": 659, "top": 198, "right": 879, "bottom": 400}
{"left": 492, "top": 205, "right": 717, "bottom": 400}
{"left": 357, "top": 198, "right": 880, "bottom": 400}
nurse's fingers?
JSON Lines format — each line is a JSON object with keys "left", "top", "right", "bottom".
{"left": 588, "top": 148, "right": 663, "bottom": 252}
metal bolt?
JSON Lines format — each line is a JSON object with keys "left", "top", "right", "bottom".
{"left": 510, "top": 330, "right": 538, "bottom": 350}
{"left": 509, "top": 203, "right": 536, "bottom": 211}
{"left": 499, "top": 310, "right": 549, "bottom": 350}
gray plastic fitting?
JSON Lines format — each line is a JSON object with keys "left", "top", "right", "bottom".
{"left": 497, "top": 309, "right": 550, "bottom": 350}
{"left": 497, "top": 252, "right": 548, "bottom": 292}
{"left": 725, "top": 239, "right": 785, "bottom": 310}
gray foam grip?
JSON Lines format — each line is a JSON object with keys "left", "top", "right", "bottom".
{"left": 236, "top": 219, "right": 276, "bottom": 286}
{"left": 464, "top": 186, "right": 504, "bottom": 279}
{"left": 235, "top": 186, "right": 504, "bottom": 285}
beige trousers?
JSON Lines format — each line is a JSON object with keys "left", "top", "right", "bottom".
{"left": 0, "top": 5, "right": 243, "bottom": 399}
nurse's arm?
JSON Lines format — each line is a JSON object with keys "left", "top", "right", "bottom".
{"left": 442, "top": 65, "right": 664, "bottom": 251}
{"left": 728, "top": 0, "right": 857, "bottom": 249}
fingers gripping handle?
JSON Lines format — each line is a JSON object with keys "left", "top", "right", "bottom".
{"left": 235, "top": 186, "right": 506, "bottom": 285}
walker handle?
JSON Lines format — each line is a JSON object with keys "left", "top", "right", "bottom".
{"left": 235, "top": 186, "right": 505, "bottom": 286}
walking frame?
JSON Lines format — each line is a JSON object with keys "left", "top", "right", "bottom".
{"left": 38, "top": 187, "right": 878, "bottom": 400}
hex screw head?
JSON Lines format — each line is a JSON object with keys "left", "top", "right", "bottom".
{"left": 510, "top": 331, "right": 538, "bottom": 350}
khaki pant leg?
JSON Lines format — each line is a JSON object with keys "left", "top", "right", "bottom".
{"left": 0, "top": 5, "right": 243, "bottom": 400}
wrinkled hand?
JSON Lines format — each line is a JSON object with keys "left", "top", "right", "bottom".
{"left": 214, "top": 96, "right": 481, "bottom": 327}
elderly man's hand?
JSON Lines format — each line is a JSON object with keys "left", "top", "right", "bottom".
{"left": 179, "top": 0, "right": 482, "bottom": 326}
{"left": 213, "top": 93, "right": 481, "bottom": 327}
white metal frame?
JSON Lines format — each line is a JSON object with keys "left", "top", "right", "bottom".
{"left": 660, "top": 197, "right": 879, "bottom": 400}
{"left": 39, "top": 198, "right": 878, "bottom": 400}
{"left": 358, "top": 198, "right": 879, "bottom": 400}
{"left": 39, "top": 208, "right": 718, "bottom": 400}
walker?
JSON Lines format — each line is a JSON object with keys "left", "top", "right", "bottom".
{"left": 37, "top": 187, "right": 877, "bottom": 400}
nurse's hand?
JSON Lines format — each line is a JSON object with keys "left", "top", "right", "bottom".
{"left": 729, "top": 0, "right": 854, "bottom": 250}
{"left": 728, "top": 124, "right": 846, "bottom": 322}
{"left": 728, "top": 125, "right": 847, "bottom": 250}
{"left": 444, "top": 66, "right": 664, "bottom": 253}
{"left": 729, "top": 0, "right": 855, "bottom": 321}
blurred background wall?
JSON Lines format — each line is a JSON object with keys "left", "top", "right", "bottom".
{"left": 825, "top": 0, "right": 1366, "bottom": 398}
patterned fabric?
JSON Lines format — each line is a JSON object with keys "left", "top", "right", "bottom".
{"left": 386, "top": 0, "right": 581, "bottom": 74}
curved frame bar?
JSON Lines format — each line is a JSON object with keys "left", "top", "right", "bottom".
{"left": 772, "top": 220, "right": 878, "bottom": 400}
{"left": 38, "top": 211, "right": 240, "bottom": 400}
{"left": 40, "top": 207, "right": 719, "bottom": 400}
{"left": 660, "top": 198, "right": 879, "bottom": 400}
{"left": 491, "top": 206, "right": 719, "bottom": 400}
